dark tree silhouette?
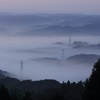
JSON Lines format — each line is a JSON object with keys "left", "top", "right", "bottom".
{"left": 0, "top": 84, "right": 10, "bottom": 100}
{"left": 86, "top": 59, "right": 100, "bottom": 100}
{"left": 22, "top": 92, "right": 33, "bottom": 100}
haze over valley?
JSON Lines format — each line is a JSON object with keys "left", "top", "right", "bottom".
{"left": 0, "top": 14, "right": 100, "bottom": 82}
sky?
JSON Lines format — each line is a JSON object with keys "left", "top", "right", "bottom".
{"left": 0, "top": 0, "right": 100, "bottom": 14}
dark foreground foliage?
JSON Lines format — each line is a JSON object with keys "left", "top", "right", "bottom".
{"left": 0, "top": 78, "right": 85, "bottom": 100}
{"left": 0, "top": 59, "right": 100, "bottom": 100}
{"left": 85, "top": 59, "right": 100, "bottom": 100}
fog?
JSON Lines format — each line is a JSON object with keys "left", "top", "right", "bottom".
{"left": 0, "top": 36, "right": 100, "bottom": 82}
{"left": 0, "top": 14, "right": 100, "bottom": 82}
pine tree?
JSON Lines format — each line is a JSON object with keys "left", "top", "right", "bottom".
{"left": 86, "top": 59, "right": 100, "bottom": 100}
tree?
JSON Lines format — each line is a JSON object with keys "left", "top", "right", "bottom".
{"left": 21, "top": 92, "right": 33, "bottom": 100}
{"left": 0, "top": 84, "right": 10, "bottom": 100}
{"left": 85, "top": 59, "right": 100, "bottom": 100}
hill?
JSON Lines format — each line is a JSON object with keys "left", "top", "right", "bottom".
{"left": 66, "top": 54, "right": 100, "bottom": 65}
{"left": 0, "top": 14, "right": 100, "bottom": 36}
{"left": 0, "top": 70, "right": 12, "bottom": 79}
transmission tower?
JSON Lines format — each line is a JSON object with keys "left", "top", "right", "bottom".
{"left": 20, "top": 60, "right": 24, "bottom": 73}
{"left": 68, "top": 37, "right": 72, "bottom": 47}
{"left": 61, "top": 49, "right": 65, "bottom": 60}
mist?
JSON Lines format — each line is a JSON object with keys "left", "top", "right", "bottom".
{"left": 0, "top": 36, "right": 100, "bottom": 82}
{"left": 0, "top": 14, "right": 100, "bottom": 82}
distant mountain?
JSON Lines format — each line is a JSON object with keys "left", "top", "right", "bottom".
{"left": 72, "top": 42, "right": 100, "bottom": 49}
{"left": 54, "top": 42, "right": 65, "bottom": 45}
{"left": 66, "top": 54, "right": 100, "bottom": 65}
{"left": 0, "top": 69, "right": 11, "bottom": 79}
{"left": 71, "top": 41, "right": 91, "bottom": 48}
{"left": 0, "top": 14, "right": 100, "bottom": 36}
{"left": 40, "top": 23, "right": 100, "bottom": 35}
{"left": 34, "top": 14, "right": 100, "bottom": 36}
{"left": 88, "top": 43, "right": 100, "bottom": 49}
{"left": 0, "top": 68, "right": 61, "bottom": 93}
{"left": 0, "top": 77, "right": 60, "bottom": 93}
{"left": 0, "top": 69, "right": 17, "bottom": 80}
{"left": 32, "top": 57, "right": 60, "bottom": 64}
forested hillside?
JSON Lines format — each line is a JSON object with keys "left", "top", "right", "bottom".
{"left": 0, "top": 59, "right": 100, "bottom": 100}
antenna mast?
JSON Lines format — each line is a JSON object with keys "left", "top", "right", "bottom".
{"left": 20, "top": 60, "right": 24, "bottom": 73}
{"left": 68, "top": 37, "right": 72, "bottom": 47}
{"left": 62, "top": 49, "right": 65, "bottom": 60}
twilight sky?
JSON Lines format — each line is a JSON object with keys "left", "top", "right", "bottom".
{"left": 0, "top": 0, "right": 100, "bottom": 14}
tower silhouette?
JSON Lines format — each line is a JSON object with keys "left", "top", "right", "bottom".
{"left": 68, "top": 37, "right": 72, "bottom": 47}
{"left": 61, "top": 49, "right": 65, "bottom": 60}
{"left": 20, "top": 60, "right": 24, "bottom": 73}
{"left": 59, "top": 48, "right": 65, "bottom": 65}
